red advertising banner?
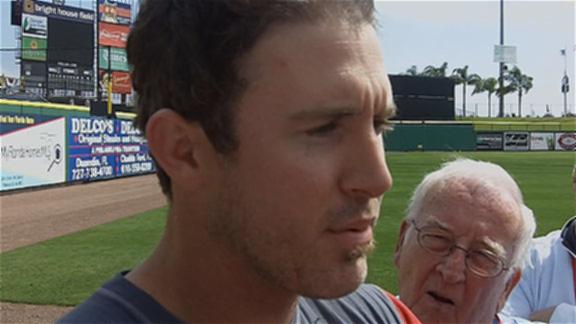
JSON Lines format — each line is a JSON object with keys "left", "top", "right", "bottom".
{"left": 100, "top": 70, "right": 131, "bottom": 94}
{"left": 99, "top": 0, "right": 131, "bottom": 25}
{"left": 111, "top": 71, "right": 131, "bottom": 94}
{"left": 99, "top": 22, "right": 129, "bottom": 47}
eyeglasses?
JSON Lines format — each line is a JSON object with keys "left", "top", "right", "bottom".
{"left": 410, "top": 220, "right": 509, "bottom": 278}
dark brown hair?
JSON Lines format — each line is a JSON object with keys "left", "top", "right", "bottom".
{"left": 127, "top": 0, "right": 375, "bottom": 199}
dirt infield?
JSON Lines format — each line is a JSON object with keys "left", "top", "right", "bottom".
{"left": 0, "top": 174, "right": 167, "bottom": 323}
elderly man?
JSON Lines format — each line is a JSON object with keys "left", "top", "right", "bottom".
{"left": 394, "top": 159, "right": 536, "bottom": 323}
{"left": 59, "top": 0, "right": 419, "bottom": 323}
{"left": 500, "top": 167, "right": 576, "bottom": 323}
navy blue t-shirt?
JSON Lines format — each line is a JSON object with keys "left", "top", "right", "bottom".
{"left": 59, "top": 271, "right": 405, "bottom": 323}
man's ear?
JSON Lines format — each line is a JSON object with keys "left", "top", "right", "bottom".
{"left": 394, "top": 220, "right": 410, "bottom": 267}
{"left": 497, "top": 269, "right": 521, "bottom": 311}
{"left": 145, "top": 109, "right": 213, "bottom": 192}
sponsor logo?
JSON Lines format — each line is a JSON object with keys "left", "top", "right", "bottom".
{"left": 71, "top": 118, "right": 115, "bottom": 134}
{"left": 558, "top": 133, "right": 576, "bottom": 150}
{"left": 33, "top": 2, "right": 94, "bottom": 23}
{"left": 22, "top": 36, "right": 47, "bottom": 61}
{"left": 99, "top": 0, "right": 131, "bottom": 25}
{"left": 22, "top": 14, "right": 47, "bottom": 38}
{"left": 99, "top": 23, "right": 129, "bottom": 47}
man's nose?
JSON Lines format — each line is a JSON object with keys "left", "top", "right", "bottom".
{"left": 436, "top": 247, "right": 467, "bottom": 284}
{"left": 339, "top": 135, "right": 392, "bottom": 199}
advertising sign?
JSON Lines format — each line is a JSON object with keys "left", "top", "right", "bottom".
{"left": 555, "top": 132, "right": 576, "bottom": 151}
{"left": 31, "top": 1, "right": 95, "bottom": 23}
{"left": 99, "top": 47, "right": 129, "bottom": 71}
{"left": 22, "top": 13, "right": 47, "bottom": 38}
{"left": 529, "top": 132, "right": 555, "bottom": 151}
{"left": 22, "top": 36, "right": 47, "bottom": 61}
{"left": 0, "top": 113, "right": 58, "bottom": 135}
{"left": 494, "top": 45, "right": 517, "bottom": 64}
{"left": 110, "top": 71, "right": 131, "bottom": 94}
{"left": 68, "top": 117, "right": 154, "bottom": 181}
{"left": 503, "top": 132, "right": 529, "bottom": 151}
{"left": 99, "top": 22, "right": 129, "bottom": 47}
{"left": 0, "top": 117, "right": 66, "bottom": 191}
{"left": 114, "top": 120, "right": 155, "bottom": 177}
{"left": 476, "top": 132, "right": 503, "bottom": 151}
{"left": 99, "top": 0, "right": 131, "bottom": 25}
{"left": 99, "top": 70, "right": 131, "bottom": 94}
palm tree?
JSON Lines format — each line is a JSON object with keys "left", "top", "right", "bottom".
{"left": 451, "top": 66, "right": 480, "bottom": 117}
{"left": 471, "top": 77, "right": 499, "bottom": 117}
{"left": 404, "top": 65, "right": 419, "bottom": 76}
{"left": 496, "top": 84, "right": 517, "bottom": 117}
{"left": 421, "top": 62, "right": 449, "bottom": 77}
{"left": 504, "top": 66, "right": 534, "bottom": 117}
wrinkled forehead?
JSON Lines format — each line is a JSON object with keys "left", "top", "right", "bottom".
{"left": 417, "top": 179, "right": 523, "bottom": 239}
{"left": 424, "top": 178, "right": 519, "bottom": 211}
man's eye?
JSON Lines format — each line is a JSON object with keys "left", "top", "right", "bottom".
{"left": 306, "top": 122, "right": 339, "bottom": 136}
{"left": 469, "top": 250, "right": 501, "bottom": 269}
{"left": 374, "top": 120, "right": 393, "bottom": 135}
{"left": 426, "top": 233, "right": 451, "bottom": 242}
{"left": 421, "top": 233, "right": 453, "bottom": 250}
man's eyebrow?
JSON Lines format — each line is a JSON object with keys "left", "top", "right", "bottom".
{"left": 474, "top": 238, "right": 507, "bottom": 257}
{"left": 288, "top": 106, "right": 360, "bottom": 121}
{"left": 421, "top": 218, "right": 451, "bottom": 231}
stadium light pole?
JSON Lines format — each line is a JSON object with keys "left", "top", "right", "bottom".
{"left": 561, "top": 48, "right": 569, "bottom": 116}
{"left": 498, "top": 0, "right": 505, "bottom": 118}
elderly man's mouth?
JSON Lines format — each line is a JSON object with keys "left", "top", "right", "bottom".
{"left": 428, "top": 291, "right": 455, "bottom": 305}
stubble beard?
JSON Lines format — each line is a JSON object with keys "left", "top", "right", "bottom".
{"left": 208, "top": 199, "right": 374, "bottom": 299}
{"left": 347, "top": 239, "right": 376, "bottom": 262}
{"left": 208, "top": 170, "right": 379, "bottom": 298}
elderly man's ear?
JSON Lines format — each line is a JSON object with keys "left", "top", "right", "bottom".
{"left": 497, "top": 270, "right": 522, "bottom": 311}
{"left": 145, "top": 109, "right": 216, "bottom": 193}
{"left": 394, "top": 220, "right": 410, "bottom": 267}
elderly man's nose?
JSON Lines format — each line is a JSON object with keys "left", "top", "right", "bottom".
{"left": 436, "top": 248, "right": 467, "bottom": 283}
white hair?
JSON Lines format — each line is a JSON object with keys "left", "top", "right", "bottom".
{"left": 405, "top": 158, "right": 536, "bottom": 272}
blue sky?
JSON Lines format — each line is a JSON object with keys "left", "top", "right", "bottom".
{"left": 376, "top": 0, "right": 575, "bottom": 117}
{"left": 1, "top": 0, "right": 574, "bottom": 117}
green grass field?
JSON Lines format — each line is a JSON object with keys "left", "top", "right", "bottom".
{"left": 0, "top": 151, "right": 574, "bottom": 306}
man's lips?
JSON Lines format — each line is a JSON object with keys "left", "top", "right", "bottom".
{"left": 327, "top": 218, "right": 375, "bottom": 246}
{"left": 327, "top": 218, "right": 376, "bottom": 233}
{"left": 428, "top": 291, "right": 455, "bottom": 306}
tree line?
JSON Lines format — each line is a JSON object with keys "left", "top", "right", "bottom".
{"left": 402, "top": 63, "right": 533, "bottom": 118}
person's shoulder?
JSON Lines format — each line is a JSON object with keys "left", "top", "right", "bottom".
{"left": 533, "top": 229, "right": 562, "bottom": 246}
{"left": 529, "top": 229, "right": 562, "bottom": 258}
{"left": 295, "top": 284, "right": 420, "bottom": 324}
{"left": 520, "top": 229, "right": 566, "bottom": 274}
{"left": 360, "top": 284, "right": 421, "bottom": 324}
{"left": 57, "top": 272, "right": 182, "bottom": 324}
{"left": 57, "top": 273, "right": 139, "bottom": 323}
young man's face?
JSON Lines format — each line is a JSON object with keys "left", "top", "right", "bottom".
{"left": 208, "top": 20, "right": 394, "bottom": 298}
{"left": 394, "top": 182, "right": 522, "bottom": 323}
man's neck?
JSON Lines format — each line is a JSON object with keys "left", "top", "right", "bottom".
{"left": 126, "top": 227, "right": 299, "bottom": 323}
